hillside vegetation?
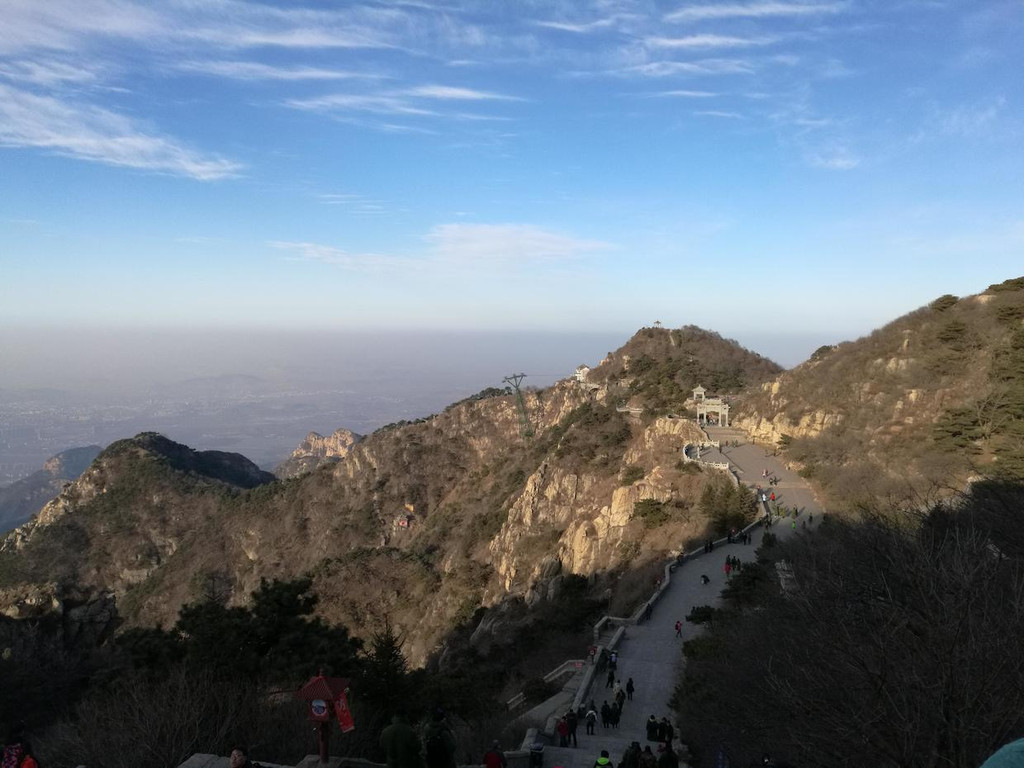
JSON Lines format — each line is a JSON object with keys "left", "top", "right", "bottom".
{"left": 736, "top": 277, "right": 1024, "bottom": 507}
{"left": 0, "top": 327, "right": 776, "bottom": 673}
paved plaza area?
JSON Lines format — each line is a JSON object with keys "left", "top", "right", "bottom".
{"left": 537, "top": 427, "right": 823, "bottom": 768}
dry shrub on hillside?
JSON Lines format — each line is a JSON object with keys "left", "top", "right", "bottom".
{"left": 675, "top": 481, "right": 1024, "bottom": 768}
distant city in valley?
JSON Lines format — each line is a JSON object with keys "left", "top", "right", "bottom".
{"left": 0, "top": 329, "right": 676, "bottom": 483}
{"left": 0, "top": 328, "right": 829, "bottom": 485}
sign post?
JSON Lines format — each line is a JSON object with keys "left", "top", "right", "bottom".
{"left": 296, "top": 672, "right": 354, "bottom": 764}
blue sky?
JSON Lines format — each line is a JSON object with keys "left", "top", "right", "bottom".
{"left": 1, "top": 0, "right": 1023, "bottom": 364}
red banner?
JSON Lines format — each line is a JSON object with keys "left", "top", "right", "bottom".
{"left": 334, "top": 690, "right": 355, "bottom": 733}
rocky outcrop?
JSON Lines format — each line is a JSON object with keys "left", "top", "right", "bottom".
{"left": 276, "top": 428, "right": 363, "bottom": 478}
{"left": 0, "top": 445, "right": 102, "bottom": 533}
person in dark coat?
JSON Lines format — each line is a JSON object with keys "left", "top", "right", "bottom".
{"left": 646, "top": 715, "right": 659, "bottom": 741}
{"left": 620, "top": 741, "right": 641, "bottom": 768}
{"left": 566, "top": 709, "right": 579, "bottom": 747}
{"left": 423, "top": 709, "right": 456, "bottom": 768}
{"left": 657, "top": 744, "right": 678, "bottom": 768}
{"left": 626, "top": 678, "right": 635, "bottom": 701}
{"left": 660, "top": 717, "right": 673, "bottom": 744}
{"left": 380, "top": 714, "right": 425, "bottom": 768}
{"left": 639, "top": 746, "right": 657, "bottom": 768}
{"left": 601, "top": 701, "right": 612, "bottom": 729}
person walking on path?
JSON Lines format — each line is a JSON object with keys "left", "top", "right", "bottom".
{"left": 594, "top": 749, "right": 614, "bottom": 768}
{"left": 626, "top": 678, "right": 635, "bottom": 701}
{"left": 380, "top": 714, "right": 424, "bottom": 768}
{"left": 424, "top": 709, "right": 457, "bottom": 768}
{"left": 566, "top": 709, "right": 579, "bottom": 747}
{"left": 380, "top": 720, "right": 423, "bottom": 768}
{"left": 660, "top": 717, "right": 674, "bottom": 745}
{"left": 557, "top": 716, "right": 569, "bottom": 747}
{"left": 483, "top": 743, "right": 507, "bottom": 768}
{"left": 610, "top": 702, "right": 621, "bottom": 729}
{"left": 674, "top": 620, "right": 682, "bottom": 638}
{"left": 585, "top": 706, "right": 597, "bottom": 735}
{"left": 606, "top": 669, "right": 615, "bottom": 688}
{"left": 646, "top": 715, "right": 660, "bottom": 741}
{"left": 615, "top": 687, "right": 626, "bottom": 711}
{"left": 620, "top": 742, "right": 641, "bottom": 768}
{"left": 657, "top": 744, "right": 679, "bottom": 768}
{"left": 639, "top": 746, "right": 657, "bottom": 768}
{"left": 601, "top": 701, "right": 611, "bottom": 729}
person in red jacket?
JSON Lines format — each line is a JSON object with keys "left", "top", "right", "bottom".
{"left": 484, "top": 742, "right": 507, "bottom": 768}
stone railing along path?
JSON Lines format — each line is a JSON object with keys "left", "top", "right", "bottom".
{"left": 531, "top": 426, "right": 823, "bottom": 768}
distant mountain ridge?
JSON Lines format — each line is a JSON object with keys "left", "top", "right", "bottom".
{"left": 0, "top": 325, "right": 778, "bottom": 666}
{"left": 736, "top": 276, "right": 1024, "bottom": 507}
{"left": 0, "top": 445, "right": 102, "bottom": 533}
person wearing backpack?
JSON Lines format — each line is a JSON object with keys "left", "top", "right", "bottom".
{"left": 424, "top": 709, "right": 456, "bottom": 768}
{"left": 594, "top": 749, "right": 613, "bottom": 768}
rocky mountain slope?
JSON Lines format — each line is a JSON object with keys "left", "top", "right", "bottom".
{"left": 0, "top": 327, "right": 778, "bottom": 666}
{"left": 735, "top": 276, "right": 1024, "bottom": 507}
{"left": 0, "top": 446, "right": 102, "bottom": 533}
{"left": 275, "top": 428, "right": 362, "bottom": 479}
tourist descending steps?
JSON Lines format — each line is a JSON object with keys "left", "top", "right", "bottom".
{"left": 594, "top": 749, "right": 614, "bottom": 768}
{"left": 565, "top": 708, "right": 579, "bottom": 747}
{"left": 659, "top": 717, "right": 674, "bottom": 746}
{"left": 606, "top": 669, "right": 615, "bottom": 688}
{"left": 585, "top": 705, "right": 598, "bottom": 735}
{"left": 620, "top": 741, "right": 641, "bottom": 768}
{"left": 615, "top": 686, "right": 626, "bottom": 712}
{"left": 609, "top": 701, "right": 621, "bottom": 728}
{"left": 557, "top": 716, "right": 569, "bottom": 747}
{"left": 601, "top": 701, "right": 612, "bottom": 728}
{"left": 626, "top": 677, "right": 635, "bottom": 701}
{"left": 646, "top": 715, "right": 660, "bottom": 741}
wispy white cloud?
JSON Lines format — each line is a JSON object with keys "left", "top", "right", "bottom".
{"left": 270, "top": 241, "right": 418, "bottom": 272}
{"left": 646, "top": 34, "right": 778, "bottom": 49}
{"left": 272, "top": 223, "right": 612, "bottom": 274}
{"left": 626, "top": 59, "right": 756, "bottom": 77}
{"left": 806, "top": 145, "right": 859, "bottom": 169}
{"left": 424, "top": 224, "right": 612, "bottom": 263}
{"left": 286, "top": 93, "right": 438, "bottom": 117}
{"left": 0, "top": 0, "right": 161, "bottom": 54}
{"left": 0, "top": 83, "right": 241, "bottom": 180}
{"left": 938, "top": 96, "right": 1007, "bottom": 138}
{"left": 406, "top": 84, "right": 523, "bottom": 101}
{"left": 176, "top": 60, "right": 381, "bottom": 81}
{"left": 653, "top": 89, "right": 719, "bottom": 97}
{"left": 665, "top": 2, "right": 847, "bottom": 23}
{"left": 695, "top": 110, "right": 745, "bottom": 118}
{"left": 534, "top": 17, "right": 622, "bottom": 34}
{"left": 0, "top": 59, "right": 101, "bottom": 85}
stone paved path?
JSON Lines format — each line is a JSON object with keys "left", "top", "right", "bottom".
{"left": 537, "top": 427, "right": 823, "bottom": 768}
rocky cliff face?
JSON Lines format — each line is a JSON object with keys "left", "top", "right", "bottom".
{"left": 0, "top": 328, "right": 780, "bottom": 666}
{"left": 0, "top": 445, "right": 102, "bottom": 533}
{"left": 275, "top": 428, "right": 362, "bottom": 479}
